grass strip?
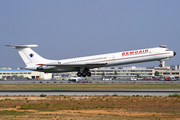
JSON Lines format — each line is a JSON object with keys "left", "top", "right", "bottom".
{"left": 0, "top": 84, "right": 180, "bottom": 90}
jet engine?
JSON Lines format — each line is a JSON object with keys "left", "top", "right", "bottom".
{"left": 37, "top": 66, "right": 56, "bottom": 70}
{"left": 25, "top": 66, "right": 55, "bottom": 70}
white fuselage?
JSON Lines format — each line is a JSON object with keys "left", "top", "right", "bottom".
{"left": 6, "top": 44, "right": 176, "bottom": 76}
{"left": 37, "top": 47, "right": 174, "bottom": 73}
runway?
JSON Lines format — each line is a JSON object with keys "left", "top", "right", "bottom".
{"left": 0, "top": 80, "right": 180, "bottom": 96}
{"left": 0, "top": 79, "right": 180, "bottom": 84}
{"left": 0, "top": 89, "right": 179, "bottom": 96}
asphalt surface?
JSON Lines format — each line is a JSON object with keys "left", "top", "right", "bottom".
{"left": 0, "top": 79, "right": 180, "bottom": 96}
{"left": 0, "top": 79, "right": 180, "bottom": 84}
{"left": 0, "top": 89, "right": 180, "bottom": 92}
{"left": 0, "top": 89, "right": 179, "bottom": 96}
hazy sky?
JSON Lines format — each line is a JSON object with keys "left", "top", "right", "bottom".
{"left": 0, "top": 0, "right": 180, "bottom": 68}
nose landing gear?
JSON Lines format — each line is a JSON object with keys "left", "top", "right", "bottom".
{"left": 159, "top": 60, "right": 165, "bottom": 67}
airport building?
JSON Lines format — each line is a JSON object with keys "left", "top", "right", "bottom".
{"left": 1, "top": 65, "right": 180, "bottom": 80}
{"left": 90, "top": 67, "right": 154, "bottom": 78}
{"left": 67, "top": 65, "right": 180, "bottom": 79}
{"left": 0, "top": 69, "right": 52, "bottom": 80}
{"left": 91, "top": 66, "right": 180, "bottom": 79}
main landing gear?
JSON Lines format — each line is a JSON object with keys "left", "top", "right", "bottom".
{"left": 77, "top": 68, "right": 91, "bottom": 77}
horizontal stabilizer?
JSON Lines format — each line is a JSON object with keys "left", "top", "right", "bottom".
{"left": 5, "top": 44, "right": 38, "bottom": 49}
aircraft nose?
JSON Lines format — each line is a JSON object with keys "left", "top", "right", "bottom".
{"left": 174, "top": 51, "right": 176, "bottom": 56}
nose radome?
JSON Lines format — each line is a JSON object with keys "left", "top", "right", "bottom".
{"left": 174, "top": 51, "right": 176, "bottom": 56}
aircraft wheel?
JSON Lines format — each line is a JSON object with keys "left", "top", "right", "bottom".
{"left": 87, "top": 72, "right": 91, "bottom": 77}
{"left": 82, "top": 72, "right": 87, "bottom": 77}
{"left": 77, "top": 72, "right": 82, "bottom": 77}
{"left": 159, "top": 64, "right": 162, "bottom": 67}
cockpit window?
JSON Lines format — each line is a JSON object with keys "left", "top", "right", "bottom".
{"left": 166, "top": 48, "right": 170, "bottom": 51}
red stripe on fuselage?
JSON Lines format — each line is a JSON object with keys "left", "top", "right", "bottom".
{"left": 94, "top": 52, "right": 171, "bottom": 63}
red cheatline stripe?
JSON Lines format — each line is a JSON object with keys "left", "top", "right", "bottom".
{"left": 95, "top": 52, "right": 171, "bottom": 63}
{"left": 37, "top": 64, "right": 43, "bottom": 65}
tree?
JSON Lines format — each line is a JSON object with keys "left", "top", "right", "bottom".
{"left": 136, "top": 74, "right": 140, "bottom": 78}
{"left": 114, "top": 71, "right": 118, "bottom": 79}
{"left": 154, "top": 71, "right": 159, "bottom": 76}
{"left": 101, "top": 72, "right": 105, "bottom": 77}
{"left": 114, "top": 71, "right": 118, "bottom": 76}
{"left": 52, "top": 73, "right": 54, "bottom": 79}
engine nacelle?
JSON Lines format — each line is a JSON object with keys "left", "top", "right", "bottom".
{"left": 26, "top": 66, "right": 55, "bottom": 70}
{"left": 37, "top": 66, "right": 56, "bottom": 70}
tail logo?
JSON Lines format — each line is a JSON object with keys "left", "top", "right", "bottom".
{"left": 29, "top": 53, "right": 34, "bottom": 57}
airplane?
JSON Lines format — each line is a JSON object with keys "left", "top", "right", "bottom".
{"left": 5, "top": 44, "right": 176, "bottom": 77}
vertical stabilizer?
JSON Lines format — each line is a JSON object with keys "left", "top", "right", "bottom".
{"left": 5, "top": 45, "right": 51, "bottom": 67}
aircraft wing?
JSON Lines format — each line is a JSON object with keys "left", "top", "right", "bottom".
{"left": 38, "top": 62, "right": 107, "bottom": 69}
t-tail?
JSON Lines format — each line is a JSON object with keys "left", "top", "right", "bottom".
{"left": 5, "top": 45, "right": 53, "bottom": 69}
